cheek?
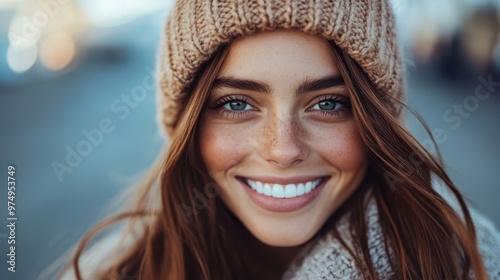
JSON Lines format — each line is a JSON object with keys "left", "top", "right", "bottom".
{"left": 199, "top": 120, "right": 251, "bottom": 176}
{"left": 309, "top": 122, "right": 367, "bottom": 170}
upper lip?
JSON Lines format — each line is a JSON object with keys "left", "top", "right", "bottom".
{"left": 237, "top": 175, "right": 328, "bottom": 185}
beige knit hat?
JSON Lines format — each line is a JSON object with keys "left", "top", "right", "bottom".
{"left": 157, "top": 0, "right": 404, "bottom": 136}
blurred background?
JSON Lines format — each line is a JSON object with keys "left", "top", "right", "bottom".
{"left": 0, "top": 0, "right": 499, "bottom": 279}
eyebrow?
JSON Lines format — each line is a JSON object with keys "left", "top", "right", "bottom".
{"left": 212, "top": 74, "right": 344, "bottom": 96}
{"left": 296, "top": 75, "right": 345, "bottom": 95}
{"left": 212, "top": 77, "right": 270, "bottom": 93}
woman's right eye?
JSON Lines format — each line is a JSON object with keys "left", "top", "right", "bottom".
{"left": 210, "top": 95, "right": 257, "bottom": 118}
{"left": 222, "top": 100, "right": 254, "bottom": 111}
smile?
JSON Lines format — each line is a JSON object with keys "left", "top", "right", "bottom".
{"left": 245, "top": 178, "right": 323, "bottom": 198}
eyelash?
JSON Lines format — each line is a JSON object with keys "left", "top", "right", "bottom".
{"left": 211, "top": 95, "right": 254, "bottom": 118}
{"left": 210, "top": 94, "right": 351, "bottom": 118}
{"left": 307, "top": 95, "right": 351, "bottom": 117}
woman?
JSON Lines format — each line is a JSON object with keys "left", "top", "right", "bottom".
{"left": 65, "top": 0, "right": 500, "bottom": 279}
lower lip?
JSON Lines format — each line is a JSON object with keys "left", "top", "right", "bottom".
{"left": 239, "top": 178, "right": 327, "bottom": 213}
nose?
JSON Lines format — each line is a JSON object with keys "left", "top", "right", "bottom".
{"left": 258, "top": 113, "right": 308, "bottom": 168}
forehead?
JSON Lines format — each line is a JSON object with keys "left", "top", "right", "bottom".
{"left": 219, "top": 30, "right": 340, "bottom": 82}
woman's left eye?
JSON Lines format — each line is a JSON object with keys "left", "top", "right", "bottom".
{"left": 311, "top": 99, "right": 343, "bottom": 111}
{"left": 309, "top": 96, "right": 350, "bottom": 113}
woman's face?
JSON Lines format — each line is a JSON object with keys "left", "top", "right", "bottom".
{"left": 200, "top": 30, "right": 368, "bottom": 247}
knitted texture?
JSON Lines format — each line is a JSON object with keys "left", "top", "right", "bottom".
{"left": 283, "top": 195, "right": 500, "bottom": 279}
{"left": 157, "top": 0, "right": 405, "bottom": 136}
{"left": 283, "top": 197, "right": 395, "bottom": 279}
{"left": 283, "top": 191, "right": 500, "bottom": 279}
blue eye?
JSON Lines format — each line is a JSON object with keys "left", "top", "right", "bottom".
{"left": 211, "top": 95, "right": 257, "bottom": 118}
{"left": 223, "top": 100, "right": 253, "bottom": 111}
{"left": 307, "top": 95, "right": 351, "bottom": 118}
{"left": 310, "top": 99, "right": 346, "bottom": 111}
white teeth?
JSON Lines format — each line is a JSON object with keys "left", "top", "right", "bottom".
{"left": 256, "top": 181, "right": 264, "bottom": 194}
{"left": 305, "top": 182, "right": 312, "bottom": 193}
{"left": 248, "top": 180, "right": 257, "bottom": 190}
{"left": 297, "top": 183, "right": 305, "bottom": 196}
{"left": 284, "top": 184, "right": 296, "bottom": 198}
{"left": 272, "top": 184, "right": 285, "bottom": 198}
{"left": 245, "top": 178, "right": 323, "bottom": 198}
{"left": 263, "top": 183, "right": 273, "bottom": 196}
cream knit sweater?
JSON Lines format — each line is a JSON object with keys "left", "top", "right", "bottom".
{"left": 283, "top": 189, "right": 500, "bottom": 279}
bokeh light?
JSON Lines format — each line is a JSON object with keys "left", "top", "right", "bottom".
{"left": 40, "top": 31, "right": 76, "bottom": 71}
{"left": 6, "top": 43, "right": 37, "bottom": 73}
{"left": 8, "top": 15, "right": 41, "bottom": 48}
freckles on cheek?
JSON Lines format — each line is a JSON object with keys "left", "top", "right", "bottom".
{"left": 313, "top": 123, "right": 367, "bottom": 168}
{"left": 200, "top": 123, "right": 250, "bottom": 175}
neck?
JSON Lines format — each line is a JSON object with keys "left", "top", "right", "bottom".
{"left": 238, "top": 227, "right": 310, "bottom": 280}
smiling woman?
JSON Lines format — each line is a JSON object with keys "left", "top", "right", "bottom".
{"left": 62, "top": 1, "right": 500, "bottom": 279}
{"left": 200, "top": 31, "right": 368, "bottom": 248}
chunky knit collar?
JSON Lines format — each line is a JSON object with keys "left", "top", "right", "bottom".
{"left": 283, "top": 189, "right": 500, "bottom": 279}
{"left": 283, "top": 195, "right": 393, "bottom": 279}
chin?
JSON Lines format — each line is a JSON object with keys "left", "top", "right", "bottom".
{"left": 241, "top": 214, "right": 325, "bottom": 247}
{"left": 255, "top": 232, "right": 316, "bottom": 247}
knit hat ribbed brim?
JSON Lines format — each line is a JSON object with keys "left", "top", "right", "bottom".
{"left": 157, "top": 0, "right": 405, "bottom": 136}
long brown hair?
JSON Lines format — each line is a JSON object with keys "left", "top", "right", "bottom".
{"left": 62, "top": 40, "right": 487, "bottom": 279}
